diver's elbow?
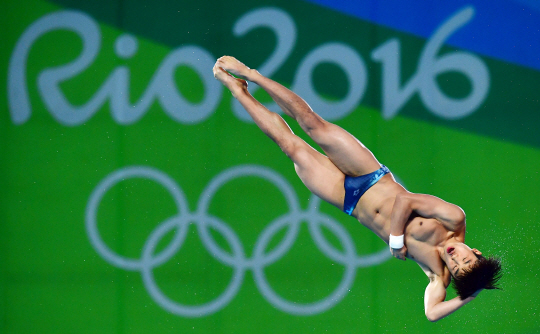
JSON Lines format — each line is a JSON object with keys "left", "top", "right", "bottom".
{"left": 425, "top": 311, "right": 441, "bottom": 322}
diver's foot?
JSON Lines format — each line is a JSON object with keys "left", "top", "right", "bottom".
{"left": 213, "top": 63, "right": 248, "bottom": 98}
{"left": 215, "top": 56, "right": 255, "bottom": 81}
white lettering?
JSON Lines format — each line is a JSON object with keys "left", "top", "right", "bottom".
{"left": 232, "top": 8, "right": 367, "bottom": 122}
{"left": 232, "top": 7, "right": 297, "bottom": 120}
{"left": 9, "top": 10, "right": 221, "bottom": 126}
{"left": 8, "top": 6, "right": 490, "bottom": 126}
{"left": 371, "top": 6, "right": 489, "bottom": 120}
{"left": 8, "top": 11, "right": 100, "bottom": 124}
{"left": 292, "top": 43, "right": 367, "bottom": 121}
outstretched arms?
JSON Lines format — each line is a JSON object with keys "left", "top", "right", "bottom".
{"left": 424, "top": 274, "right": 479, "bottom": 322}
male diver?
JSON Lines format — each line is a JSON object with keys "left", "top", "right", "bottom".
{"left": 212, "top": 56, "right": 501, "bottom": 321}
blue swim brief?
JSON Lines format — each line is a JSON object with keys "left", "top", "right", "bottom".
{"left": 343, "top": 165, "right": 390, "bottom": 215}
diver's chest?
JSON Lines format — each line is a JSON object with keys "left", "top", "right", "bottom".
{"left": 405, "top": 217, "right": 443, "bottom": 242}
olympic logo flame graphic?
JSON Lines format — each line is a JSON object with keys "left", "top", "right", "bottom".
{"left": 85, "top": 165, "right": 390, "bottom": 317}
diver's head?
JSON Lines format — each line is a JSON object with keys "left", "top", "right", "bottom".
{"left": 444, "top": 242, "right": 482, "bottom": 277}
{"left": 444, "top": 243, "right": 502, "bottom": 299}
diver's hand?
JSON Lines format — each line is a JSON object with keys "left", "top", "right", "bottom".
{"left": 390, "top": 245, "right": 408, "bottom": 261}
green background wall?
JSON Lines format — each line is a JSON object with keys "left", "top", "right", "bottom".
{"left": 1, "top": 0, "right": 539, "bottom": 333}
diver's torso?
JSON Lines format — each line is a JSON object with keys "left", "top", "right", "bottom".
{"left": 353, "top": 173, "right": 454, "bottom": 283}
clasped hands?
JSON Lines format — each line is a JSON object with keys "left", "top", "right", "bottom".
{"left": 390, "top": 244, "right": 408, "bottom": 261}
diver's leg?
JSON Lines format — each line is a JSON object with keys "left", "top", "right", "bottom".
{"left": 215, "top": 56, "right": 381, "bottom": 177}
{"left": 213, "top": 64, "right": 345, "bottom": 209}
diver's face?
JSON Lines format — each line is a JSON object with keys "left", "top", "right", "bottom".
{"left": 445, "top": 243, "right": 482, "bottom": 278}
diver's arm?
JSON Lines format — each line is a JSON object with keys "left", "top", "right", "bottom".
{"left": 390, "top": 192, "right": 465, "bottom": 235}
{"left": 387, "top": 192, "right": 414, "bottom": 260}
{"left": 424, "top": 276, "right": 476, "bottom": 322}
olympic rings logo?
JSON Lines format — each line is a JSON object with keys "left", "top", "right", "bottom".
{"left": 85, "top": 165, "right": 390, "bottom": 317}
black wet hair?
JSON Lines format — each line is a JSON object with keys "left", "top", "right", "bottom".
{"left": 451, "top": 255, "right": 503, "bottom": 300}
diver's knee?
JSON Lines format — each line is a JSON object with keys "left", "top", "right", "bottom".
{"left": 281, "top": 139, "right": 308, "bottom": 163}
{"left": 304, "top": 119, "right": 332, "bottom": 142}
{"left": 299, "top": 111, "right": 322, "bottom": 130}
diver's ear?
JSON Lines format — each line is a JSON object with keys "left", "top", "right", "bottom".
{"left": 472, "top": 248, "right": 482, "bottom": 256}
